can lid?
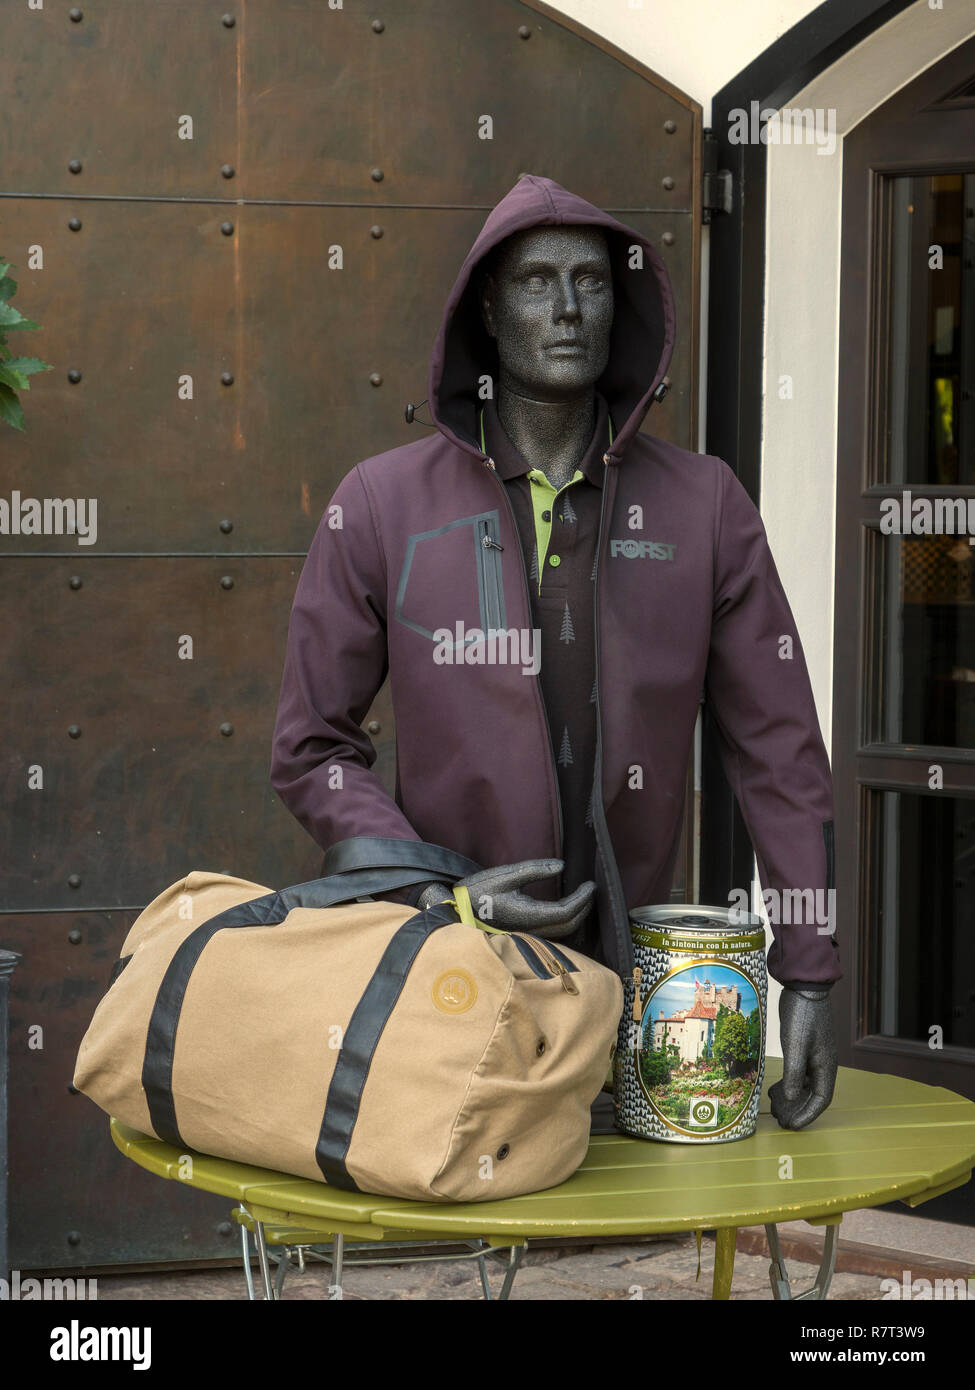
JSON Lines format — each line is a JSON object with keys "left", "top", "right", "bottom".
{"left": 629, "top": 903, "right": 764, "bottom": 931}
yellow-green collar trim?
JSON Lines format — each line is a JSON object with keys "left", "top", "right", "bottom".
{"left": 477, "top": 406, "right": 614, "bottom": 595}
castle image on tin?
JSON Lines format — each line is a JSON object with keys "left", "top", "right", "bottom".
{"left": 651, "top": 977, "right": 741, "bottom": 1066}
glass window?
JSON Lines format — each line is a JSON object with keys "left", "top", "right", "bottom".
{"left": 868, "top": 789, "right": 975, "bottom": 1050}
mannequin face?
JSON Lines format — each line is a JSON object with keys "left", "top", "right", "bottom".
{"left": 479, "top": 226, "right": 613, "bottom": 401}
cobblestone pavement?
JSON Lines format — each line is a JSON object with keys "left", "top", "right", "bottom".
{"left": 92, "top": 1234, "right": 888, "bottom": 1301}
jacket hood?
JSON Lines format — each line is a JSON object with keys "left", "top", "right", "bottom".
{"left": 427, "top": 173, "right": 676, "bottom": 465}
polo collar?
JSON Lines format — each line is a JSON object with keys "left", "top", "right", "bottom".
{"left": 478, "top": 392, "right": 613, "bottom": 489}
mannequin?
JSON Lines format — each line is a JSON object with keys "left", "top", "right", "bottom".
{"left": 409, "top": 225, "right": 836, "bottom": 1131}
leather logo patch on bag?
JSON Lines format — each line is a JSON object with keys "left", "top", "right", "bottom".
{"left": 432, "top": 969, "right": 477, "bottom": 1014}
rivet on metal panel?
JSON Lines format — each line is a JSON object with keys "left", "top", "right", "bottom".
{"left": 66, "top": 1232, "right": 82, "bottom": 1246}
{"left": 68, "top": 875, "right": 81, "bottom": 890}
{"left": 367, "top": 721, "right": 381, "bottom": 735}
{"left": 69, "top": 576, "right": 82, "bottom": 590}
{"left": 221, "top": 165, "right": 235, "bottom": 179}
{"left": 68, "top": 159, "right": 82, "bottom": 174}
{"left": 67, "top": 370, "right": 82, "bottom": 383}
{"left": 221, "top": 13, "right": 236, "bottom": 27}
{"left": 369, "top": 373, "right": 382, "bottom": 387}
{"left": 370, "top": 169, "right": 384, "bottom": 183}
{"left": 220, "top": 576, "right": 234, "bottom": 590}
{"left": 371, "top": 19, "right": 385, "bottom": 33}
{"left": 68, "top": 929, "right": 82, "bottom": 945}
{"left": 68, "top": 218, "right": 82, "bottom": 232}
{"left": 662, "top": 176, "right": 675, "bottom": 191}
{"left": 68, "top": 725, "right": 82, "bottom": 739}
{"left": 220, "top": 222, "right": 234, "bottom": 237}
{"left": 69, "top": 7, "right": 83, "bottom": 21}
{"left": 221, "top": 372, "right": 234, "bottom": 386}
{"left": 370, "top": 226, "right": 384, "bottom": 239}
{"left": 219, "top": 723, "right": 234, "bottom": 737}
{"left": 664, "top": 120, "right": 677, "bottom": 134}
{"left": 219, "top": 519, "right": 233, "bottom": 534}
{"left": 662, "top": 232, "right": 675, "bottom": 246}
{"left": 518, "top": 25, "right": 531, "bottom": 39}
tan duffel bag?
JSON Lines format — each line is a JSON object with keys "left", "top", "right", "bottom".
{"left": 74, "top": 837, "right": 623, "bottom": 1203}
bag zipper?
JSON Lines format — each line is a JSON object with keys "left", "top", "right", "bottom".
{"left": 515, "top": 932, "right": 579, "bottom": 995}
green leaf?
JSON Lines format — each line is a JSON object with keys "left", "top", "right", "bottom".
{"left": 0, "top": 365, "right": 29, "bottom": 391}
{"left": 0, "top": 275, "right": 18, "bottom": 301}
{"left": 0, "top": 302, "right": 37, "bottom": 329}
{"left": 0, "top": 261, "right": 11, "bottom": 280}
{"left": 4, "top": 356, "right": 52, "bottom": 376}
{"left": 0, "top": 383, "right": 26, "bottom": 431}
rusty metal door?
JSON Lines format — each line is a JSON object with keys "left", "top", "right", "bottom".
{"left": 0, "top": 0, "right": 701, "bottom": 1268}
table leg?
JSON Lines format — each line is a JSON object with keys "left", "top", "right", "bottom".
{"left": 711, "top": 1227, "right": 737, "bottom": 1300}
{"left": 766, "top": 1221, "right": 840, "bottom": 1300}
{"left": 254, "top": 1219, "right": 275, "bottom": 1301}
{"left": 497, "top": 1243, "right": 526, "bottom": 1301}
{"left": 240, "top": 1215, "right": 256, "bottom": 1302}
{"left": 331, "top": 1232, "right": 345, "bottom": 1298}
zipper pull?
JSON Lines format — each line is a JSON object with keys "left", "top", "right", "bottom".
{"left": 534, "top": 938, "right": 580, "bottom": 995}
{"left": 552, "top": 957, "right": 579, "bottom": 995}
{"left": 481, "top": 520, "right": 504, "bottom": 551}
{"left": 520, "top": 934, "right": 580, "bottom": 994}
{"left": 632, "top": 966, "right": 643, "bottom": 1023}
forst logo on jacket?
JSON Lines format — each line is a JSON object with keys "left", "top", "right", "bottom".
{"left": 609, "top": 538, "right": 676, "bottom": 560}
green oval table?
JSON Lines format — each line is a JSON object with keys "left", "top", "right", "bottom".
{"left": 110, "top": 1060, "right": 975, "bottom": 1301}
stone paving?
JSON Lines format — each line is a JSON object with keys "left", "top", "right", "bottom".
{"left": 92, "top": 1234, "right": 889, "bottom": 1300}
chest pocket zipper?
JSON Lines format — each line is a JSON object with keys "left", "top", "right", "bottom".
{"left": 479, "top": 518, "right": 505, "bottom": 631}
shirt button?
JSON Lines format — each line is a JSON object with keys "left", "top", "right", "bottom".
{"left": 541, "top": 510, "right": 551, "bottom": 522}
{"left": 548, "top": 555, "right": 561, "bottom": 568}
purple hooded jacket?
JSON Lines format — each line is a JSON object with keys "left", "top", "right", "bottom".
{"left": 270, "top": 174, "right": 841, "bottom": 989}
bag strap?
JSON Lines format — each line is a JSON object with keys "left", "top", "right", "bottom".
{"left": 319, "top": 835, "right": 481, "bottom": 886}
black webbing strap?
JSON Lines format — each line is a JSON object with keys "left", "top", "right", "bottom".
{"left": 314, "top": 901, "right": 460, "bottom": 1190}
{"left": 320, "top": 835, "right": 481, "bottom": 882}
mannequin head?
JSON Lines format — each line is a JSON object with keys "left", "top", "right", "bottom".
{"left": 479, "top": 225, "right": 613, "bottom": 403}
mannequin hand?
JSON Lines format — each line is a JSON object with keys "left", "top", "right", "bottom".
{"left": 420, "top": 859, "right": 595, "bottom": 940}
{"left": 768, "top": 987, "right": 837, "bottom": 1130}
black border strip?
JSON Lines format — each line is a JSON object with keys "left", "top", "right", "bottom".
{"left": 314, "top": 901, "right": 460, "bottom": 1189}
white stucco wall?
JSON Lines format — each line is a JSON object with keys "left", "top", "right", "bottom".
{"left": 546, "top": 0, "right": 824, "bottom": 115}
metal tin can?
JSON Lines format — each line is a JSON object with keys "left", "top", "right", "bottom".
{"left": 613, "top": 905, "right": 767, "bottom": 1144}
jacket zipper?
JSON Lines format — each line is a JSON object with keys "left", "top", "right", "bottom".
{"left": 591, "top": 462, "right": 636, "bottom": 975}
{"left": 479, "top": 517, "right": 505, "bottom": 631}
{"left": 482, "top": 464, "right": 564, "bottom": 859}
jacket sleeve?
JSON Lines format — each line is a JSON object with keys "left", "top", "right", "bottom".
{"left": 705, "top": 459, "right": 841, "bottom": 988}
{"left": 270, "top": 464, "right": 426, "bottom": 857}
